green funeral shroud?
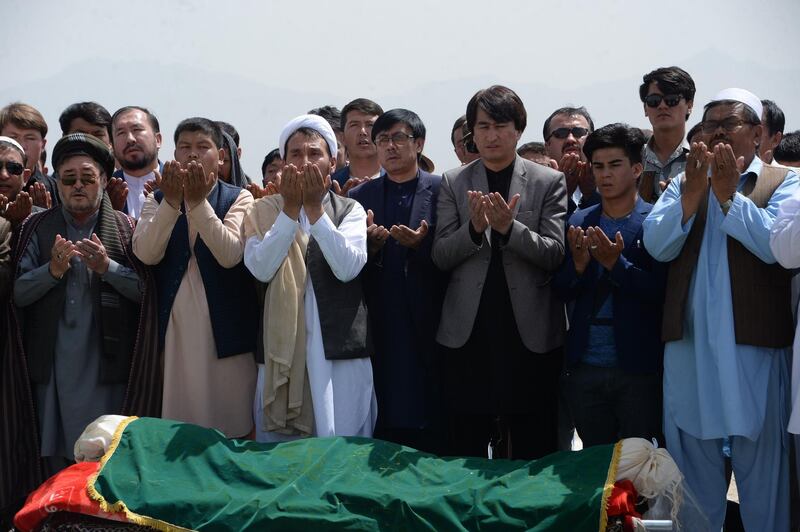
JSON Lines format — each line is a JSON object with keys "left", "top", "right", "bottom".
{"left": 90, "top": 417, "right": 619, "bottom": 531}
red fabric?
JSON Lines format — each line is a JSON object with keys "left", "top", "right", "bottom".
{"left": 607, "top": 479, "right": 641, "bottom": 519}
{"left": 14, "top": 461, "right": 127, "bottom": 531}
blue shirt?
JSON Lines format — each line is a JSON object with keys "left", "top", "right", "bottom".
{"left": 583, "top": 215, "right": 629, "bottom": 367}
{"left": 643, "top": 157, "right": 798, "bottom": 439}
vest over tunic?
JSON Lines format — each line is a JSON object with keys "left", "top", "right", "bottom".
{"left": 662, "top": 165, "right": 793, "bottom": 348}
{"left": 153, "top": 181, "right": 258, "bottom": 358}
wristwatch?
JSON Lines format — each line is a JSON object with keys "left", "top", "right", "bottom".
{"left": 720, "top": 195, "right": 735, "bottom": 215}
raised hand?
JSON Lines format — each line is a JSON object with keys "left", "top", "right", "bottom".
{"left": 49, "top": 234, "right": 79, "bottom": 279}
{"left": 390, "top": 220, "right": 429, "bottom": 249}
{"left": 681, "top": 142, "right": 711, "bottom": 223}
{"left": 339, "top": 176, "right": 369, "bottom": 197}
{"left": 366, "top": 208, "right": 389, "bottom": 256}
{"left": 280, "top": 164, "right": 303, "bottom": 220}
{"left": 143, "top": 178, "right": 158, "bottom": 197}
{"left": 709, "top": 143, "right": 744, "bottom": 207}
{"left": 301, "top": 163, "right": 329, "bottom": 223}
{"left": 586, "top": 226, "right": 624, "bottom": 271}
{"left": 246, "top": 182, "right": 266, "bottom": 200}
{"left": 468, "top": 190, "right": 488, "bottom": 234}
{"left": 30, "top": 182, "right": 52, "bottom": 209}
{"left": 567, "top": 225, "right": 591, "bottom": 275}
{"left": 157, "top": 163, "right": 183, "bottom": 209}
{"left": 106, "top": 177, "right": 129, "bottom": 211}
{"left": 684, "top": 142, "right": 711, "bottom": 196}
{"left": 184, "top": 160, "right": 215, "bottom": 210}
{"left": 2, "top": 190, "right": 33, "bottom": 226}
{"left": 483, "top": 192, "right": 520, "bottom": 235}
{"left": 75, "top": 233, "right": 110, "bottom": 274}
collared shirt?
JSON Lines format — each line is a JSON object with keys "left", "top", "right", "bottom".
{"left": 642, "top": 137, "right": 689, "bottom": 199}
{"left": 643, "top": 157, "right": 799, "bottom": 439}
{"left": 123, "top": 170, "right": 155, "bottom": 220}
{"left": 14, "top": 208, "right": 140, "bottom": 458}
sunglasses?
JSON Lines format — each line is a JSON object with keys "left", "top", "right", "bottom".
{"left": 645, "top": 94, "right": 684, "bottom": 108}
{"left": 0, "top": 160, "right": 24, "bottom": 176}
{"left": 547, "top": 127, "right": 589, "bottom": 141}
{"left": 59, "top": 176, "right": 98, "bottom": 186}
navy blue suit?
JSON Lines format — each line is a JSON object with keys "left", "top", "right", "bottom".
{"left": 349, "top": 170, "right": 447, "bottom": 451}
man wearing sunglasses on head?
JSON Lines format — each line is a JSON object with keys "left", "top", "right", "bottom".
{"left": 543, "top": 106, "right": 599, "bottom": 217}
{"left": 638, "top": 67, "right": 696, "bottom": 203}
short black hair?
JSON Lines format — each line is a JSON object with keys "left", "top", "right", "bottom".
{"left": 542, "top": 106, "right": 594, "bottom": 140}
{"left": 639, "top": 66, "right": 696, "bottom": 121}
{"left": 467, "top": 85, "right": 526, "bottom": 133}
{"left": 517, "top": 141, "right": 547, "bottom": 157}
{"left": 583, "top": 123, "right": 647, "bottom": 164}
{"left": 283, "top": 127, "right": 331, "bottom": 159}
{"left": 451, "top": 115, "right": 467, "bottom": 146}
{"left": 774, "top": 130, "right": 800, "bottom": 165}
{"left": 702, "top": 100, "right": 761, "bottom": 125}
{"left": 39, "top": 148, "right": 46, "bottom": 167}
{"left": 173, "top": 117, "right": 223, "bottom": 149}
{"left": 309, "top": 106, "right": 342, "bottom": 132}
{"left": 112, "top": 106, "right": 160, "bottom": 133}
{"left": 371, "top": 109, "right": 426, "bottom": 142}
{"left": 686, "top": 122, "right": 704, "bottom": 144}
{"left": 215, "top": 120, "right": 240, "bottom": 146}
{"left": 761, "top": 100, "right": 785, "bottom": 137}
{"left": 340, "top": 98, "right": 383, "bottom": 131}
{"left": 261, "top": 148, "right": 281, "bottom": 176}
{"left": 59, "top": 102, "right": 112, "bottom": 139}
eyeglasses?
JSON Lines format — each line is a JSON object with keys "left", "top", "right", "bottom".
{"left": 644, "top": 94, "right": 684, "bottom": 108}
{"left": 700, "top": 117, "right": 751, "bottom": 134}
{"left": 0, "top": 160, "right": 24, "bottom": 176}
{"left": 375, "top": 133, "right": 415, "bottom": 148}
{"left": 59, "top": 175, "right": 98, "bottom": 186}
{"left": 546, "top": 127, "right": 589, "bottom": 141}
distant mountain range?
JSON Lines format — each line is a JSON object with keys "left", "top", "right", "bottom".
{"left": 2, "top": 51, "right": 797, "bottom": 177}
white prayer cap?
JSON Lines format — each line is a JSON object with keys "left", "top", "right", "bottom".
{"left": 278, "top": 114, "right": 338, "bottom": 161}
{"left": 0, "top": 135, "right": 25, "bottom": 154}
{"left": 709, "top": 88, "right": 763, "bottom": 120}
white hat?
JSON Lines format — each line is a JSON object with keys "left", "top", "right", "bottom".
{"left": 278, "top": 114, "right": 338, "bottom": 161}
{"left": 709, "top": 88, "right": 763, "bottom": 120}
{"left": 0, "top": 135, "right": 25, "bottom": 154}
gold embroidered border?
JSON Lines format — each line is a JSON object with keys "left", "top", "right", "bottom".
{"left": 598, "top": 440, "right": 623, "bottom": 532}
{"left": 86, "top": 416, "right": 193, "bottom": 532}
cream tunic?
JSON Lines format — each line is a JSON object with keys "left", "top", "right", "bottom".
{"left": 133, "top": 186, "right": 256, "bottom": 437}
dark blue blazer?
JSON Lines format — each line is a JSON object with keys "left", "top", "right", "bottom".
{"left": 348, "top": 170, "right": 446, "bottom": 343}
{"left": 553, "top": 198, "right": 666, "bottom": 374}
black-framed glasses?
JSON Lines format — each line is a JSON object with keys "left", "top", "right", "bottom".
{"left": 0, "top": 160, "right": 24, "bottom": 176}
{"left": 375, "top": 133, "right": 415, "bottom": 148}
{"left": 701, "top": 117, "right": 750, "bottom": 134}
{"left": 645, "top": 94, "right": 684, "bottom": 108}
{"left": 59, "top": 175, "right": 98, "bottom": 186}
{"left": 546, "top": 127, "right": 589, "bottom": 141}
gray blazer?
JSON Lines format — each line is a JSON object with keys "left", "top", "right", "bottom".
{"left": 432, "top": 155, "right": 567, "bottom": 353}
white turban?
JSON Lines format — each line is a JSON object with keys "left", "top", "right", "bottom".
{"left": 710, "top": 88, "right": 763, "bottom": 120}
{"left": 0, "top": 135, "right": 25, "bottom": 154}
{"left": 278, "top": 114, "right": 338, "bottom": 161}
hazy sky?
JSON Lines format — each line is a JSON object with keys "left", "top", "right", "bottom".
{"left": 3, "top": 0, "right": 799, "bottom": 176}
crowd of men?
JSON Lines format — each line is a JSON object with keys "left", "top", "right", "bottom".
{"left": 1, "top": 65, "right": 800, "bottom": 530}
